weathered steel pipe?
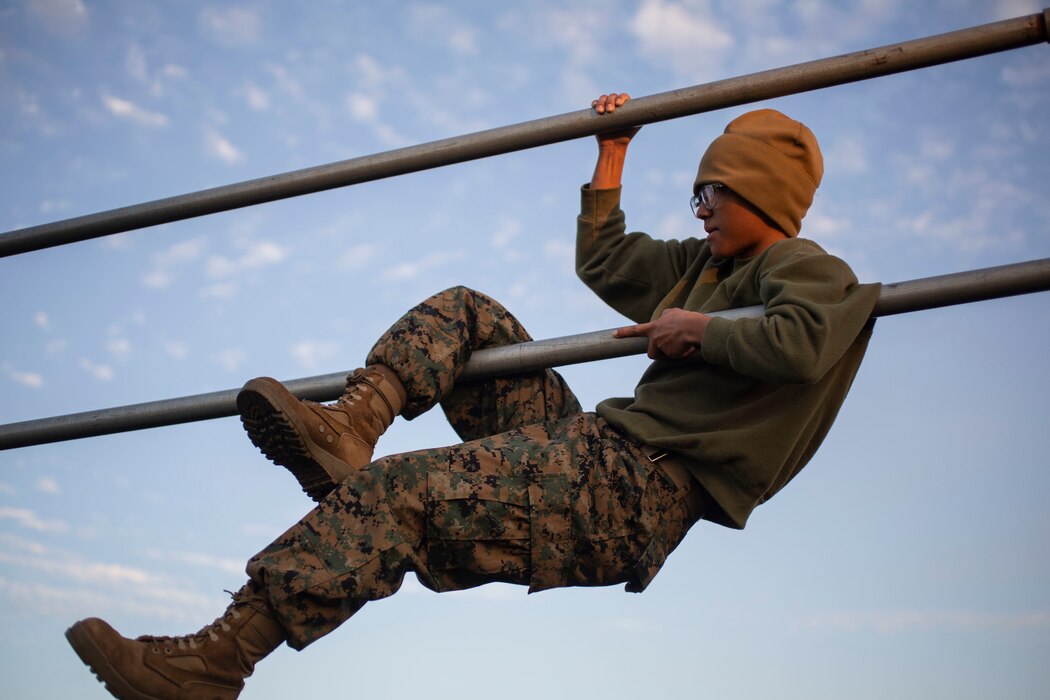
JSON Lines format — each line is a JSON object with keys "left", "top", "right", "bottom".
{"left": 1, "top": 11, "right": 1046, "bottom": 258}
{"left": 1, "top": 258, "right": 1047, "bottom": 451}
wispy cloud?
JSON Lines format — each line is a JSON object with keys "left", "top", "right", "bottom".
{"left": 101, "top": 94, "right": 169, "bottom": 127}
{"left": 79, "top": 358, "right": 114, "bottom": 381}
{"left": 204, "top": 129, "right": 245, "bottom": 164}
{"left": 10, "top": 370, "right": 44, "bottom": 388}
{"left": 36, "top": 477, "right": 60, "bottom": 495}
{"left": 213, "top": 348, "right": 247, "bottom": 372}
{"left": 205, "top": 240, "right": 287, "bottom": 278}
{"left": 630, "top": 0, "right": 733, "bottom": 81}
{"left": 0, "top": 536, "right": 223, "bottom": 621}
{"left": 0, "top": 506, "right": 69, "bottom": 533}
{"left": 290, "top": 340, "right": 340, "bottom": 370}
{"left": 144, "top": 548, "right": 244, "bottom": 575}
{"left": 143, "top": 237, "right": 208, "bottom": 289}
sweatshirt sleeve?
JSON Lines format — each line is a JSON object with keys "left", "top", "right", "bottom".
{"left": 700, "top": 242, "right": 881, "bottom": 385}
{"left": 576, "top": 185, "right": 705, "bottom": 324}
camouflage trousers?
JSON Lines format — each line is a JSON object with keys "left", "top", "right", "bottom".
{"left": 246, "top": 287, "right": 702, "bottom": 649}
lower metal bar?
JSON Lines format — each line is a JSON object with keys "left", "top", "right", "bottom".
{"left": 1, "top": 258, "right": 1048, "bottom": 451}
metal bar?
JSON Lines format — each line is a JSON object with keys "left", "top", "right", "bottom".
{"left": 2, "top": 12, "right": 1046, "bottom": 258}
{"left": 2, "top": 258, "right": 1048, "bottom": 451}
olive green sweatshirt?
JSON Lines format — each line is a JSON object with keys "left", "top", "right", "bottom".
{"left": 577, "top": 186, "right": 881, "bottom": 529}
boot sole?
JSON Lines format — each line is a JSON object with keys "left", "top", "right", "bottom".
{"left": 66, "top": 621, "right": 160, "bottom": 700}
{"left": 236, "top": 377, "right": 341, "bottom": 502}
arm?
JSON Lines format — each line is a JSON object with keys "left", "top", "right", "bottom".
{"left": 700, "top": 247, "right": 881, "bottom": 384}
{"left": 589, "top": 93, "right": 640, "bottom": 190}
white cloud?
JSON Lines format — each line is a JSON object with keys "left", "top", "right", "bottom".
{"left": 144, "top": 237, "right": 208, "bottom": 288}
{"left": 204, "top": 129, "right": 245, "bottom": 164}
{"left": 39, "top": 199, "right": 72, "bottom": 214}
{"left": 346, "top": 92, "right": 378, "bottom": 121}
{"left": 143, "top": 269, "right": 173, "bottom": 289}
{"left": 164, "top": 340, "right": 189, "bottom": 360}
{"left": 243, "top": 83, "right": 270, "bottom": 110}
{"left": 199, "top": 7, "right": 261, "bottom": 47}
{"left": 206, "top": 240, "right": 287, "bottom": 278}
{"left": 214, "top": 348, "right": 247, "bottom": 372}
{"left": 0, "top": 506, "right": 69, "bottom": 533}
{"left": 158, "top": 237, "right": 207, "bottom": 266}
{"left": 630, "top": 0, "right": 733, "bottom": 80}
{"left": 290, "top": 340, "right": 340, "bottom": 370}
{"left": 10, "top": 370, "right": 44, "bottom": 388}
{"left": 79, "top": 358, "right": 114, "bottom": 381}
{"left": 144, "top": 548, "right": 243, "bottom": 575}
{"left": 101, "top": 94, "right": 169, "bottom": 127}
{"left": 107, "top": 337, "right": 132, "bottom": 358}
{"left": 491, "top": 218, "right": 522, "bottom": 249}
{"left": 36, "top": 477, "right": 60, "bottom": 494}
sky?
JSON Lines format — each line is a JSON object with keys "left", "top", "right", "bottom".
{"left": 1, "top": 1, "right": 1048, "bottom": 698}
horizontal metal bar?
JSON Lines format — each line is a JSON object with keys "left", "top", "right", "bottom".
{"left": 2, "top": 258, "right": 1048, "bottom": 451}
{"left": 2, "top": 11, "right": 1046, "bottom": 258}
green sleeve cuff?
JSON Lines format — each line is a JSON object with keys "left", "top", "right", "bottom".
{"left": 579, "top": 184, "right": 622, "bottom": 223}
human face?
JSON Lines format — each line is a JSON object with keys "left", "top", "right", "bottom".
{"left": 692, "top": 184, "right": 787, "bottom": 260}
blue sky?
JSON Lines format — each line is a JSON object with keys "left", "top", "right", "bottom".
{"left": 1, "top": 1, "right": 1048, "bottom": 698}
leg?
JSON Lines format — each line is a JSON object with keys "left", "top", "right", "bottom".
{"left": 246, "top": 413, "right": 699, "bottom": 649}
{"left": 366, "top": 285, "right": 582, "bottom": 439}
{"left": 65, "top": 415, "right": 707, "bottom": 694}
{"left": 239, "top": 286, "right": 581, "bottom": 499}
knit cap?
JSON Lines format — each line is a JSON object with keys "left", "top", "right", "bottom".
{"left": 694, "top": 109, "right": 823, "bottom": 237}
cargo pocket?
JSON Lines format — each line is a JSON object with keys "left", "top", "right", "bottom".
{"left": 527, "top": 474, "right": 572, "bottom": 593}
{"left": 426, "top": 470, "right": 532, "bottom": 592}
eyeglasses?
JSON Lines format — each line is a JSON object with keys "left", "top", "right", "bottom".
{"left": 689, "top": 183, "right": 724, "bottom": 217}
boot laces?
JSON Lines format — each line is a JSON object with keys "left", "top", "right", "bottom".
{"left": 137, "top": 588, "right": 254, "bottom": 651}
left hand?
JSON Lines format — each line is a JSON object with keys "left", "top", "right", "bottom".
{"left": 613, "top": 308, "right": 711, "bottom": 360}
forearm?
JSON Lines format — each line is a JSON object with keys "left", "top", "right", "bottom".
{"left": 590, "top": 142, "right": 630, "bottom": 190}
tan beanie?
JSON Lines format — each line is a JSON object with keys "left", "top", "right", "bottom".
{"left": 694, "top": 109, "right": 823, "bottom": 237}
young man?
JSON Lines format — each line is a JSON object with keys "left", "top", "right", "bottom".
{"left": 65, "top": 94, "right": 880, "bottom": 699}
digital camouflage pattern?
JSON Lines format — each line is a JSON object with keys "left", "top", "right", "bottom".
{"left": 246, "top": 287, "right": 702, "bottom": 649}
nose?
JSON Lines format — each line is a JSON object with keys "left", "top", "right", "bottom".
{"left": 695, "top": 203, "right": 712, "bottom": 220}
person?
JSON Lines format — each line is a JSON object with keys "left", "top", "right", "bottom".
{"left": 65, "top": 93, "right": 881, "bottom": 699}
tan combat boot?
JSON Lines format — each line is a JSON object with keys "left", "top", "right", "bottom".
{"left": 237, "top": 365, "right": 407, "bottom": 501}
{"left": 66, "top": 583, "right": 285, "bottom": 700}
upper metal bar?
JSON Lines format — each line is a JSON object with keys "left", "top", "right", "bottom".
{"left": 2, "top": 257, "right": 1048, "bottom": 451}
{"left": 1, "top": 11, "right": 1047, "bottom": 258}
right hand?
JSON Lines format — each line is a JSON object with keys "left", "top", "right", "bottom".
{"left": 591, "top": 93, "right": 641, "bottom": 147}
